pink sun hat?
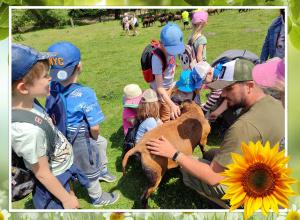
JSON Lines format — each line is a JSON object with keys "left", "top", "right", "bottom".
{"left": 192, "top": 11, "right": 208, "bottom": 25}
{"left": 122, "top": 84, "right": 143, "bottom": 108}
{"left": 252, "top": 58, "right": 285, "bottom": 87}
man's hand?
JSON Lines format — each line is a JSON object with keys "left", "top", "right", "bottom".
{"left": 146, "top": 136, "right": 177, "bottom": 159}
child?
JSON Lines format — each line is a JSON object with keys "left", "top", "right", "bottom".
{"left": 11, "top": 43, "right": 89, "bottom": 209}
{"left": 46, "top": 42, "right": 119, "bottom": 206}
{"left": 191, "top": 11, "right": 208, "bottom": 62}
{"left": 131, "top": 14, "right": 139, "bottom": 36}
{"left": 150, "top": 23, "right": 185, "bottom": 122}
{"left": 182, "top": 10, "right": 190, "bottom": 30}
{"left": 123, "top": 13, "right": 131, "bottom": 36}
{"left": 135, "top": 89, "right": 163, "bottom": 144}
{"left": 171, "top": 70, "right": 197, "bottom": 105}
{"left": 122, "top": 84, "right": 143, "bottom": 135}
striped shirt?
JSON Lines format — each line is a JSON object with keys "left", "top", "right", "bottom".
{"left": 201, "top": 89, "right": 223, "bottom": 115}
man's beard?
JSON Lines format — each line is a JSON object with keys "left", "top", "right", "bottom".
{"left": 227, "top": 97, "right": 247, "bottom": 111}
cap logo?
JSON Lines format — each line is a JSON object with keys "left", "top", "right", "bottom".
{"left": 57, "top": 70, "right": 68, "bottom": 80}
{"left": 180, "top": 36, "right": 183, "bottom": 42}
{"left": 219, "top": 66, "right": 226, "bottom": 79}
{"left": 49, "top": 57, "right": 64, "bottom": 66}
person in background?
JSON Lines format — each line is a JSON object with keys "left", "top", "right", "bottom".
{"left": 260, "top": 9, "right": 285, "bottom": 62}
{"left": 131, "top": 13, "right": 139, "bottom": 36}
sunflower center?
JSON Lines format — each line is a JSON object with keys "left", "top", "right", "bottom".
{"left": 243, "top": 162, "right": 275, "bottom": 197}
{"left": 286, "top": 211, "right": 300, "bottom": 220}
{"left": 0, "top": 212, "right": 3, "bottom": 220}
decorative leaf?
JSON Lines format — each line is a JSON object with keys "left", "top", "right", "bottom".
{"left": 171, "top": 0, "right": 190, "bottom": 5}
{"left": 211, "top": 0, "right": 230, "bottom": 5}
{"left": 288, "top": 16, "right": 292, "bottom": 34}
{"left": 0, "top": 27, "right": 8, "bottom": 41}
{"left": 242, "top": 0, "right": 258, "bottom": 6}
{"left": 184, "top": 0, "right": 210, "bottom": 6}
{"left": 289, "top": 25, "right": 300, "bottom": 51}
{"left": 291, "top": 0, "right": 300, "bottom": 26}
{"left": 0, "top": 3, "right": 8, "bottom": 28}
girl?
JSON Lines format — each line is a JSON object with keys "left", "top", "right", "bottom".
{"left": 191, "top": 11, "right": 208, "bottom": 62}
{"left": 122, "top": 84, "right": 142, "bottom": 136}
{"left": 131, "top": 14, "right": 139, "bottom": 36}
{"left": 135, "top": 89, "right": 163, "bottom": 144}
{"left": 123, "top": 13, "right": 131, "bottom": 36}
{"left": 171, "top": 70, "right": 197, "bottom": 105}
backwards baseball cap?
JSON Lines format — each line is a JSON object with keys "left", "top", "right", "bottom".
{"left": 192, "top": 61, "right": 210, "bottom": 88}
{"left": 47, "top": 42, "right": 81, "bottom": 82}
{"left": 252, "top": 58, "right": 285, "bottom": 87}
{"left": 160, "top": 23, "right": 185, "bottom": 56}
{"left": 12, "top": 43, "right": 57, "bottom": 83}
{"left": 207, "top": 59, "right": 255, "bottom": 90}
{"left": 123, "top": 84, "right": 143, "bottom": 108}
{"left": 141, "top": 88, "right": 159, "bottom": 103}
{"left": 192, "top": 11, "right": 208, "bottom": 25}
{"left": 176, "top": 70, "right": 196, "bottom": 92}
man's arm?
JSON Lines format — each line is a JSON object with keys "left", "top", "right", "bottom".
{"left": 146, "top": 136, "right": 226, "bottom": 186}
{"left": 31, "top": 155, "right": 80, "bottom": 209}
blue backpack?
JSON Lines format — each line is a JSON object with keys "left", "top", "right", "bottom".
{"left": 45, "top": 82, "right": 95, "bottom": 165}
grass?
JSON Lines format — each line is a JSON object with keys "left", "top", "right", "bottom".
{"left": 11, "top": 8, "right": 279, "bottom": 210}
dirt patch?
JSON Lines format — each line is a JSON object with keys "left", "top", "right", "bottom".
{"left": 245, "top": 29, "right": 261, "bottom": 32}
{"left": 203, "top": 32, "right": 216, "bottom": 36}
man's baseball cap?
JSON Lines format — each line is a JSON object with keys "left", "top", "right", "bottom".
{"left": 252, "top": 58, "right": 285, "bottom": 87}
{"left": 207, "top": 59, "right": 255, "bottom": 90}
{"left": 47, "top": 42, "right": 81, "bottom": 82}
{"left": 160, "top": 23, "right": 185, "bottom": 55}
{"left": 12, "top": 43, "right": 57, "bottom": 83}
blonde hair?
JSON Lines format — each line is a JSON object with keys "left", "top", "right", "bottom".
{"left": 137, "top": 101, "right": 160, "bottom": 121}
{"left": 12, "top": 60, "right": 49, "bottom": 95}
{"left": 192, "top": 22, "right": 206, "bottom": 43}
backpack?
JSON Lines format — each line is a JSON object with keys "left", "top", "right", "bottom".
{"left": 210, "top": 49, "right": 260, "bottom": 67}
{"left": 11, "top": 108, "right": 55, "bottom": 202}
{"left": 141, "top": 39, "right": 167, "bottom": 83}
{"left": 45, "top": 82, "right": 95, "bottom": 165}
{"left": 122, "top": 117, "right": 141, "bottom": 159}
{"left": 178, "top": 38, "right": 197, "bottom": 71}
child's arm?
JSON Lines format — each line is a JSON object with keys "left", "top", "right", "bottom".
{"left": 155, "top": 74, "right": 180, "bottom": 120}
{"left": 31, "top": 155, "right": 80, "bottom": 209}
{"left": 90, "top": 124, "right": 100, "bottom": 141}
{"left": 202, "top": 89, "right": 222, "bottom": 116}
{"left": 196, "top": 44, "right": 204, "bottom": 62}
{"left": 209, "top": 99, "right": 228, "bottom": 119}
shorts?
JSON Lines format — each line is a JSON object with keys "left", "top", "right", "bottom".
{"left": 184, "top": 21, "right": 189, "bottom": 25}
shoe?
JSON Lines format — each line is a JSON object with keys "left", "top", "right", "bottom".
{"left": 92, "top": 192, "right": 119, "bottom": 207}
{"left": 98, "top": 169, "right": 117, "bottom": 182}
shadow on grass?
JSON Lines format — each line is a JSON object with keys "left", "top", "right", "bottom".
{"left": 109, "top": 125, "right": 124, "bottom": 150}
{"left": 112, "top": 154, "right": 211, "bottom": 209}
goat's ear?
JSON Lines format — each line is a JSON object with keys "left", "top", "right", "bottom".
{"left": 181, "top": 100, "right": 191, "bottom": 113}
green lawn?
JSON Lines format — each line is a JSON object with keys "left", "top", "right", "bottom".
{"left": 11, "top": 8, "right": 279, "bottom": 210}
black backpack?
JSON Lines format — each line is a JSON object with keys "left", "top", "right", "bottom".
{"left": 141, "top": 39, "right": 167, "bottom": 83}
{"left": 122, "top": 117, "right": 141, "bottom": 159}
{"left": 11, "top": 108, "right": 55, "bottom": 202}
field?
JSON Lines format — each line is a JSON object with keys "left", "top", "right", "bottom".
{"left": 11, "top": 8, "right": 279, "bottom": 210}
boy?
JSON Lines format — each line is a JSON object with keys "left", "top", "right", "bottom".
{"left": 150, "top": 23, "right": 185, "bottom": 122}
{"left": 46, "top": 42, "right": 119, "bottom": 206}
{"left": 11, "top": 43, "right": 89, "bottom": 209}
{"left": 182, "top": 10, "right": 190, "bottom": 30}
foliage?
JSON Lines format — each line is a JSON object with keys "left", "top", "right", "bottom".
{"left": 11, "top": 9, "right": 35, "bottom": 30}
{"left": 70, "top": 9, "right": 108, "bottom": 18}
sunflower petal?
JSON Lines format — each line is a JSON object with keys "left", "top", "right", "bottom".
{"left": 229, "top": 198, "right": 244, "bottom": 212}
{"left": 261, "top": 201, "right": 268, "bottom": 217}
{"left": 252, "top": 196, "right": 262, "bottom": 213}
{"left": 246, "top": 196, "right": 256, "bottom": 220}
{"left": 231, "top": 191, "right": 246, "bottom": 206}
{"left": 269, "top": 194, "right": 279, "bottom": 214}
{"left": 241, "top": 142, "right": 255, "bottom": 164}
{"left": 262, "top": 196, "right": 270, "bottom": 213}
{"left": 231, "top": 153, "right": 249, "bottom": 169}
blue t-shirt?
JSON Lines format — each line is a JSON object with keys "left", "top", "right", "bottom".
{"left": 62, "top": 85, "right": 105, "bottom": 132}
{"left": 135, "top": 117, "right": 159, "bottom": 144}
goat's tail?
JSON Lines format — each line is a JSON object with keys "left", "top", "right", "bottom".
{"left": 122, "top": 147, "right": 138, "bottom": 177}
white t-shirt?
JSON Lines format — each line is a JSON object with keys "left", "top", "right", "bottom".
{"left": 150, "top": 47, "right": 177, "bottom": 90}
{"left": 12, "top": 104, "right": 73, "bottom": 176}
{"left": 131, "top": 17, "right": 137, "bottom": 26}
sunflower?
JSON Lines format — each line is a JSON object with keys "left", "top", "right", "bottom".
{"left": 220, "top": 141, "right": 298, "bottom": 220}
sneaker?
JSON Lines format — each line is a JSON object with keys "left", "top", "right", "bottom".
{"left": 92, "top": 192, "right": 119, "bottom": 207}
{"left": 98, "top": 169, "right": 117, "bottom": 182}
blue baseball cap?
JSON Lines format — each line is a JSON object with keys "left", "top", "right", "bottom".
{"left": 47, "top": 42, "right": 81, "bottom": 81}
{"left": 160, "top": 23, "right": 185, "bottom": 56}
{"left": 12, "top": 43, "right": 57, "bottom": 83}
{"left": 176, "top": 70, "right": 196, "bottom": 92}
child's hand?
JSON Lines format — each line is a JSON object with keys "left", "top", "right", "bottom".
{"left": 62, "top": 194, "right": 80, "bottom": 209}
{"left": 209, "top": 111, "right": 219, "bottom": 119}
{"left": 200, "top": 102, "right": 206, "bottom": 108}
{"left": 170, "top": 103, "right": 181, "bottom": 120}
